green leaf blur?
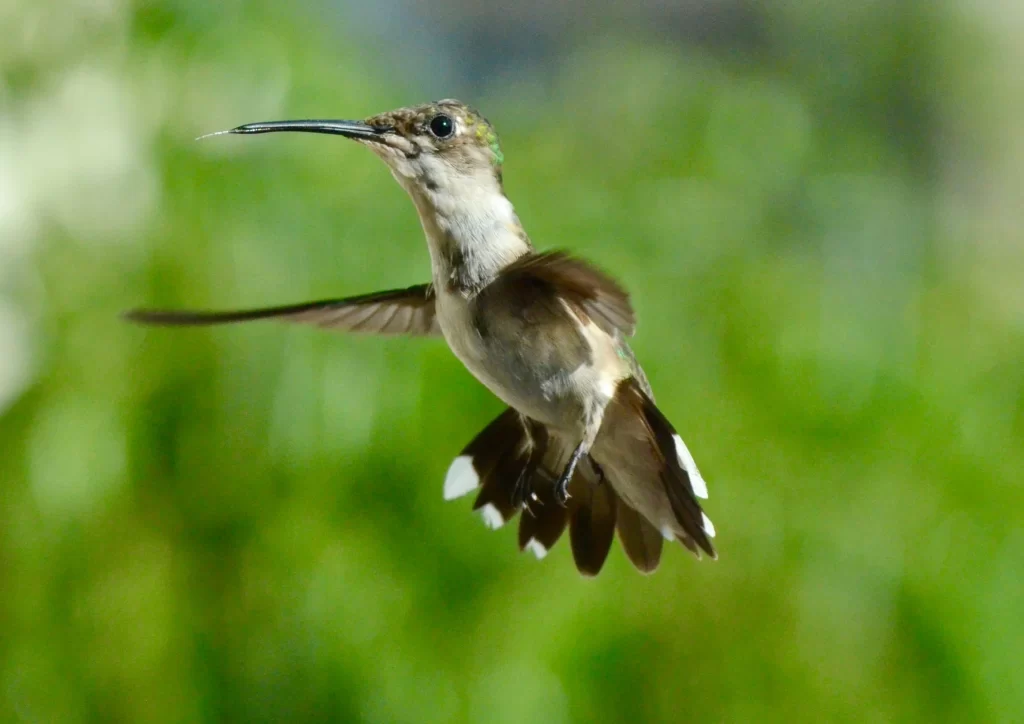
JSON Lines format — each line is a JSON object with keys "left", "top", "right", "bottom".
{"left": 2, "top": 1, "right": 1022, "bottom": 722}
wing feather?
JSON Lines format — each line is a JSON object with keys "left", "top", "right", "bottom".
{"left": 498, "top": 251, "right": 635, "bottom": 337}
{"left": 124, "top": 284, "right": 441, "bottom": 336}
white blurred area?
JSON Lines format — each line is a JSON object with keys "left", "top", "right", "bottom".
{"left": 0, "top": 0, "right": 288, "bottom": 415}
{"left": 2, "top": 1, "right": 153, "bottom": 414}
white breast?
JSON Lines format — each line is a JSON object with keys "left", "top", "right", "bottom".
{"left": 435, "top": 291, "right": 627, "bottom": 433}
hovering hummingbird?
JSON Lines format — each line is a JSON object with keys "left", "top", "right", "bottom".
{"left": 126, "top": 100, "right": 716, "bottom": 575}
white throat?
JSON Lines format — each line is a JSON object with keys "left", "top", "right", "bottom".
{"left": 391, "top": 156, "right": 531, "bottom": 293}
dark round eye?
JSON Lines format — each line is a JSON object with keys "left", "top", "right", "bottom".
{"left": 429, "top": 114, "right": 454, "bottom": 139}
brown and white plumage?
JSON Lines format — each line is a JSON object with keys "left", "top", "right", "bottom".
{"left": 124, "top": 285, "right": 441, "bottom": 335}
{"left": 126, "top": 99, "right": 717, "bottom": 575}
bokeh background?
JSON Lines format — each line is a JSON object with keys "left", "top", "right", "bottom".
{"left": 2, "top": 0, "right": 1023, "bottom": 721}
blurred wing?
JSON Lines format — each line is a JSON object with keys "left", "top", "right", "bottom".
{"left": 124, "top": 284, "right": 441, "bottom": 336}
{"left": 499, "top": 251, "right": 635, "bottom": 337}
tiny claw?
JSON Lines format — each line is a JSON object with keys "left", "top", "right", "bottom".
{"left": 553, "top": 479, "right": 572, "bottom": 507}
{"left": 521, "top": 490, "right": 544, "bottom": 517}
{"left": 553, "top": 441, "right": 584, "bottom": 507}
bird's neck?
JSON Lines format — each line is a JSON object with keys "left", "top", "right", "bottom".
{"left": 404, "top": 172, "right": 531, "bottom": 294}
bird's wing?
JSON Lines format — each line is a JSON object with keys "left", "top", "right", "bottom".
{"left": 124, "top": 284, "right": 441, "bottom": 336}
{"left": 497, "top": 251, "right": 636, "bottom": 337}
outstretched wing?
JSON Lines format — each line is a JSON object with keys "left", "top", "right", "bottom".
{"left": 498, "top": 251, "right": 635, "bottom": 337}
{"left": 124, "top": 284, "right": 441, "bottom": 336}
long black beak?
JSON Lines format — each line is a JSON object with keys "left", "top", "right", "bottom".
{"left": 198, "top": 120, "right": 392, "bottom": 142}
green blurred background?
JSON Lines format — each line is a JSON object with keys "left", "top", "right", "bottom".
{"left": 2, "top": 0, "right": 1022, "bottom": 721}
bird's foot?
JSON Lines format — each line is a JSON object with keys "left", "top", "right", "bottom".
{"left": 553, "top": 473, "right": 572, "bottom": 507}
{"left": 553, "top": 442, "right": 586, "bottom": 507}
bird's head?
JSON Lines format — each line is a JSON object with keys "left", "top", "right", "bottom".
{"left": 208, "top": 100, "right": 526, "bottom": 288}
{"left": 216, "top": 99, "right": 505, "bottom": 193}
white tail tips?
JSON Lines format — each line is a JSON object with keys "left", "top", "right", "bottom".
{"left": 524, "top": 539, "right": 548, "bottom": 559}
{"left": 672, "top": 434, "right": 709, "bottom": 499}
{"left": 443, "top": 455, "right": 479, "bottom": 500}
{"left": 702, "top": 513, "right": 716, "bottom": 538}
{"left": 478, "top": 503, "right": 505, "bottom": 530}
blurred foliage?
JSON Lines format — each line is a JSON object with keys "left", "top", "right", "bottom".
{"left": 2, "top": 0, "right": 1023, "bottom": 722}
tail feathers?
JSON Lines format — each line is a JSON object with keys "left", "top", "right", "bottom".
{"left": 568, "top": 464, "right": 618, "bottom": 576}
{"left": 442, "top": 386, "right": 716, "bottom": 574}
{"left": 516, "top": 471, "right": 568, "bottom": 561}
{"left": 443, "top": 407, "right": 524, "bottom": 529}
{"left": 443, "top": 407, "right": 554, "bottom": 534}
{"left": 639, "top": 391, "right": 716, "bottom": 558}
{"left": 596, "top": 378, "right": 717, "bottom": 560}
{"left": 444, "top": 408, "right": 620, "bottom": 575}
{"left": 615, "top": 503, "right": 663, "bottom": 573}
{"left": 471, "top": 446, "right": 525, "bottom": 530}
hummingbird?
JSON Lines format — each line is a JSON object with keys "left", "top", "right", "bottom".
{"left": 126, "top": 100, "right": 716, "bottom": 576}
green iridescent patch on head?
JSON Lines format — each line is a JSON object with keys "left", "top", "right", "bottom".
{"left": 487, "top": 132, "right": 504, "bottom": 166}
{"left": 471, "top": 120, "right": 503, "bottom": 166}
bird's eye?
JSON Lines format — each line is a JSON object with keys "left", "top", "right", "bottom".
{"left": 429, "top": 114, "right": 454, "bottom": 139}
